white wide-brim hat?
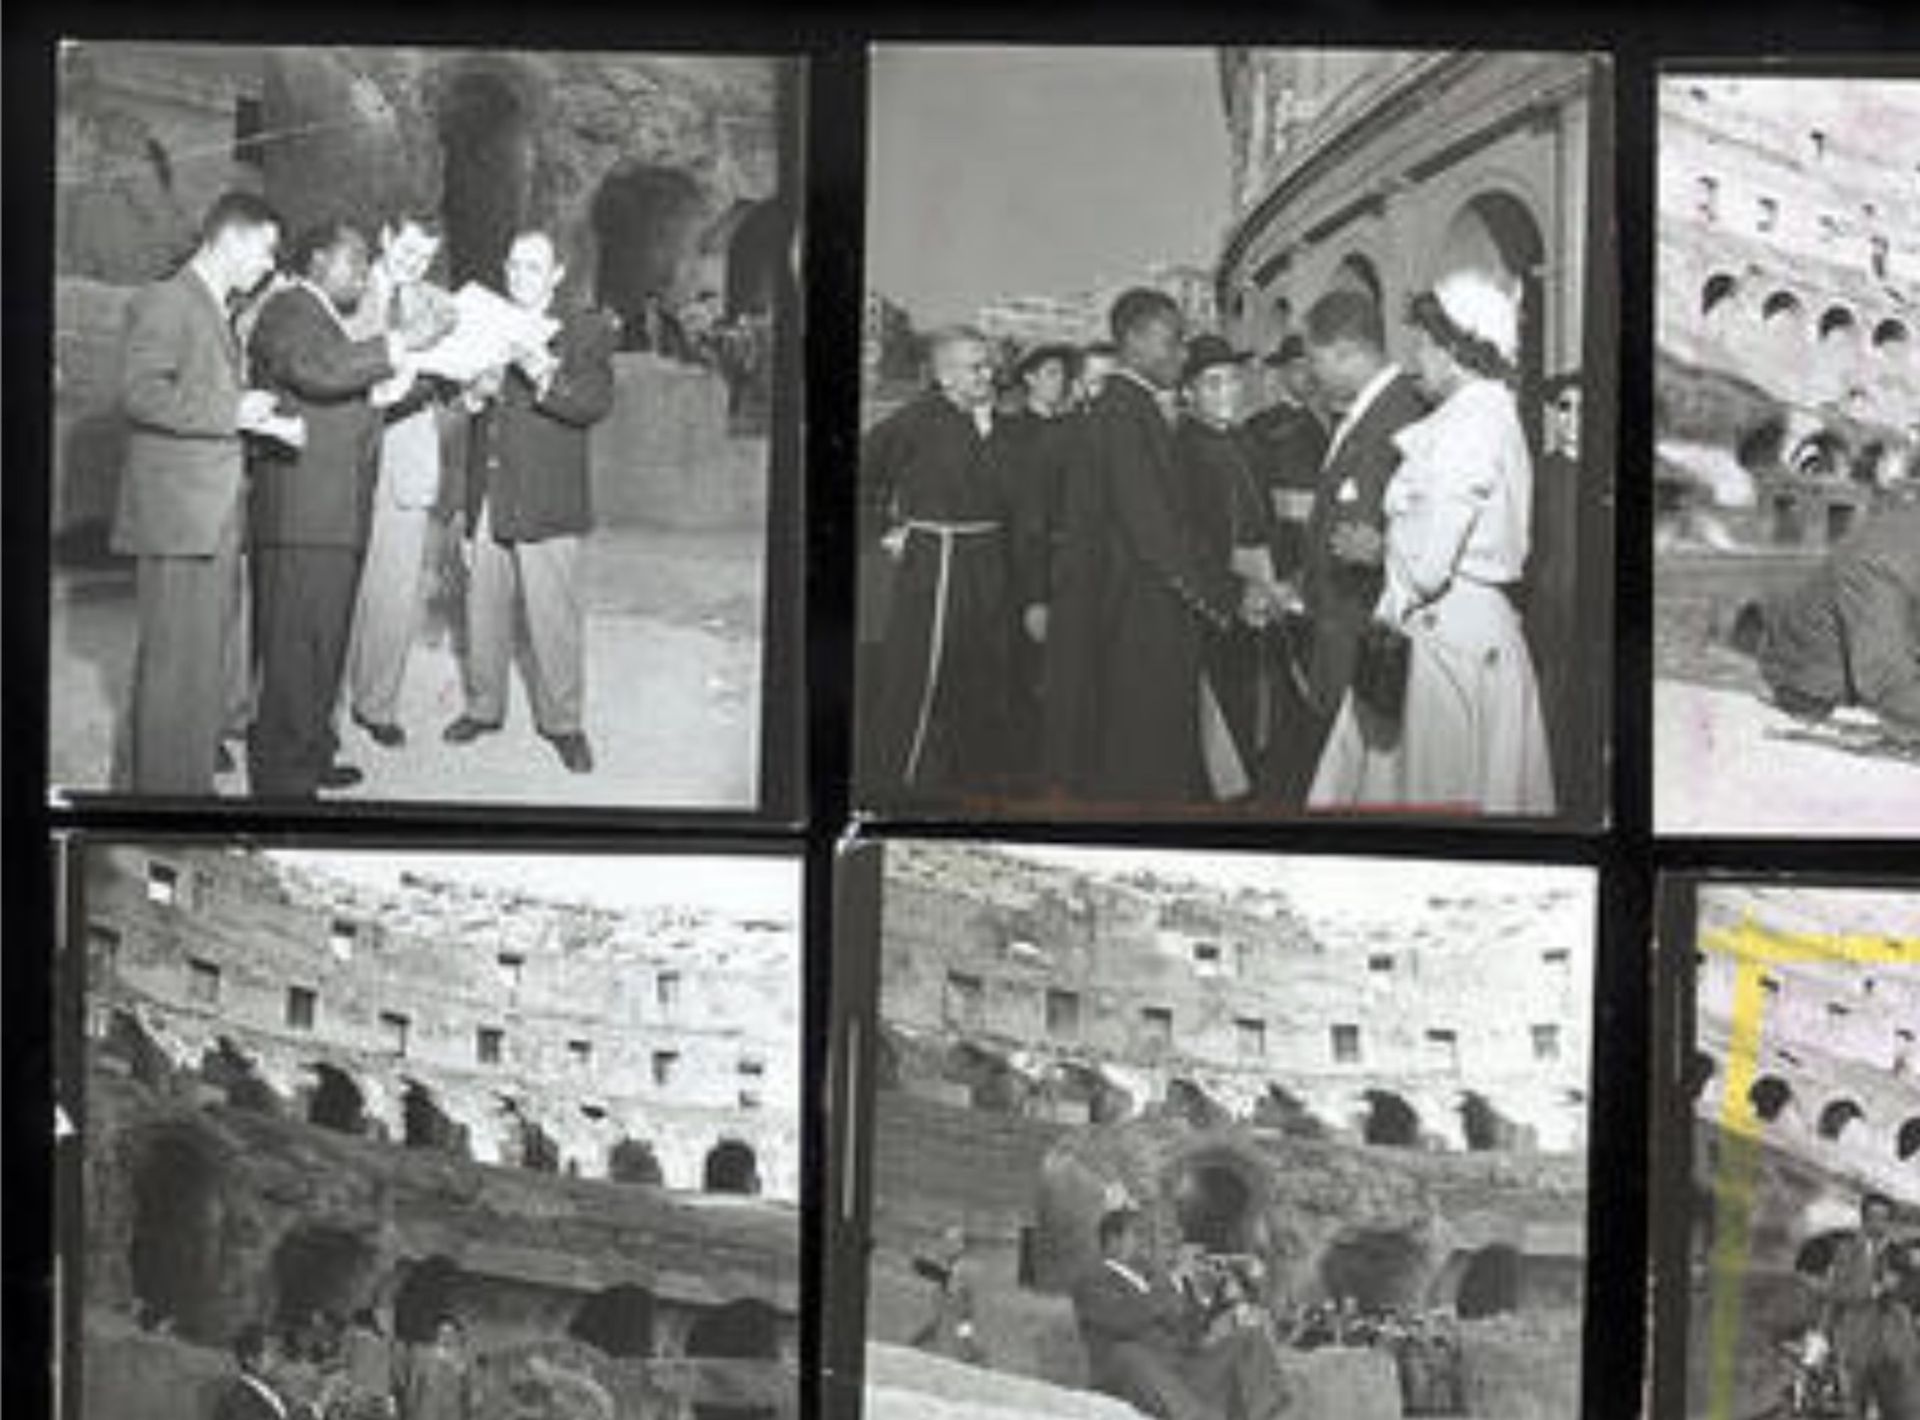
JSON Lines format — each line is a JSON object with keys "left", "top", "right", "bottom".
{"left": 1433, "top": 268, "right": 1520, "bottom": 365}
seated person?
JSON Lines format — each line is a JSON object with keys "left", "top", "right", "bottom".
{"left": 1070, "top": 1198, "right": 1292, "bottom": 1420}
{"left": 1755, "top": 501, "right": 1920, "bottom": 741}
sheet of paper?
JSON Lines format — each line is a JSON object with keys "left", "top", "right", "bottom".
{"left": 413, "top": 282, "right": 561, "bottom": 383}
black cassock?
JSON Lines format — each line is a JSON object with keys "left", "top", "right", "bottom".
{"left": 1071, "top": 373, "right": 1243, "bottom": 805}
{"left": 1000, "top": 408, "right": 1076, "bottom": 789}
{"left": 1240, "top": 397, "right": 1328, "bottom": 581}
{"left": 861, "top": 392, "right": 1017, "bottom": 801}
{"left": 1176, "top": 416, "right": 1276, "bottom": 788}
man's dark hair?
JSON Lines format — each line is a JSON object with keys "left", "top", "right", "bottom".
{"left": 288, "top": 219, "right": 368, "bottom": 278}
{"left": 1863, "top": 1191, "right": 1898, "bottom": 1218}
{"left": 199, "top": 190, "right": 281, "bottom": 247}
{"left": 1084, "top": 341, "right": 1118, "bottom": 360}
{"left": 383, "top": 209, "right": 443, "bottom": 240}
{"left": 1096, "top": 1209, "right": 1136, "bottom": 1254}
{"left": 231, "top": 1322, "right": 268, "bottom": 1368}
{"left": 1109, "top": 287, "right": 1181, "bottom": 345}
{"left": 1304, "top": 288, "right": 1385, "bottom": 354}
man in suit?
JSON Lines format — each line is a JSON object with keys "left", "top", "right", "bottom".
{"left": 343, "top": 212, "right": 457, "bottom": 748}
{"left": 113, "top": 190, "right": 296, "bottom": 796}
{"left": 443, "top": 229, "right": 616, "bottom": 774}
{"left": 247, "top": 220, "right": 415, "bottom": 799}
{"left": 1822, "top": 1192, "right": 1920, "bottom": 1419}
{"left": 1757, "top": 499, "right": 1920, "bottom": 743}
{"left": 1282, "top": 289, "right": 1427, "bottom": 806}
{"left": 211, "top": 1324, "right": 290, "bottom": 1420}
{"left": 1077, "top": 288, "right": 1278, "bottom": 805}
{"left": 860, "top": 326, "right": 1019, "bottom": 800}
{"left": 1072, "top": 1202, "right": 1291, "bottom": 1420}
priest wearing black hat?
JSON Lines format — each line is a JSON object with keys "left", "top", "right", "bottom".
{"left": 1240, "top": 334, "right": 1329, "bottom": 582}
{"left": 1175, "top": 335, "right": 1283, "bottom": 801}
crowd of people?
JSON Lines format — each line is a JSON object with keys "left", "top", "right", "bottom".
{"left": 211, "top": 1312, "right": 478, "bottom": 1420}
{"left": 114, "top": 190, "right": 618, "bottom": 800}
{"left": 860, "top": 271, "right": 1557, "bottom": 816}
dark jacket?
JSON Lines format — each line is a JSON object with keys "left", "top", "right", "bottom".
{"left": 999, "top": 408, "right": 1076, "bottom": 611}
{"left": 210, "top": 1374, "right": 288, "bottom": 1420}
{"left": 1300, "top": 370, "right": 1427, "bottom": 714}
{"left": 466, "top": 305, "right": 618, "bottom": 543}
{"left": 246, "top": 283, "right": 394, "bottom": 550}
{"left": 113, "top": 264, "right": 248, "bottom": 556}
{"left": 1084, "top": 371, "right": 1244, "bottom": 803}
{"left": 1240, "top": 397, "right": 1329, "bottom": 579}
{"left": 1761, "top": 502, "right": 1920, "bottom": 732}
{"left": 1072, "top": 1260, "right": 1198, "bottom": 1393}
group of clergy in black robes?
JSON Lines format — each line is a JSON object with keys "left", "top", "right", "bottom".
{"left": 861, "top": 283, "right": 1403, "bottom": 810}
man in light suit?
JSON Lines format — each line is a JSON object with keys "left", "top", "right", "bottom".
{"left": 114, "top": 191, "right": 295, "bottom": 796}
{"left": 1284, "top": 289, "right": 1427, "bottom": 806}
{"left": 1072, "top": 1202, "right": 1291, "bottom": 1420}
{"left": 247, "top": 220, "right": 414, "bottom": 799}
{"left": 344, "top": 212, "right": 455, "bottom": 747}
{"left": 210, "top": 1324, "right": 289, "bottom": 1420}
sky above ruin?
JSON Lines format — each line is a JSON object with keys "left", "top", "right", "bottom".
{"left": 267, "top": 850, "right": 800, "bottom": 922}
{"left": 866, "top": 45, "right": 1231, "bottom": 325}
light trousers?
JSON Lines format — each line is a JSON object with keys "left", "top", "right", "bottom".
{"left": 462, "top": 501, "right": 584, "bottom": 736}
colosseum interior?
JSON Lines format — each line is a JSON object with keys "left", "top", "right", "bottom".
{"left": 71, "top": 844, "right": 800, "bottom": 1420}
{"left": 861, "top": 842, "right": 1595, "bottom": 1420}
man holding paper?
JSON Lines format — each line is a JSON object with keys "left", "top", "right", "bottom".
{"left": 114, "top": 191, "right": 302, "bottom": 796}
{"left": 443, "top": 228, "right": 616, "bottom": 774}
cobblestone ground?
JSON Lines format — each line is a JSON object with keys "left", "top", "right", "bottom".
{"left": 48, "top": 524, "right": 767, "bottom": 810}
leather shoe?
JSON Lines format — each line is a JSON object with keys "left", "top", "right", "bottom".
{"left": 353, "top": 712, "right": 406, "bottom": 749}
{"left": 545, "top": 731, "right": 594, "bottom": 774}
{"left": 443, "top": 715, "right": 503, "bottom": 745}
{"left": 318, "top": 762, "right": 364, "bottom": 790}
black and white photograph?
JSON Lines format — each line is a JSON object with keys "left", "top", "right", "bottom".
{"left": 855, "top": 46, "right": 1613, "bottom": 823}
{"left": 1653, "top": 72, "right": 1920, "bottom": 834}
{"left": 62, "top": 841, "right": 801, "bottom": 1420}
{"left": 48, "top": 42, "right": 800, "bottom": 810}
{"left": 846, "top": 839, "right": 1595, "bottom": 1420}
{"left": 1659, "top": 880, "right": 1920, "bottom": 1420}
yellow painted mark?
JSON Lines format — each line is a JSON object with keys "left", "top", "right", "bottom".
{"left": 1695, "top": 914, "right": 1920, "bottom": 1420}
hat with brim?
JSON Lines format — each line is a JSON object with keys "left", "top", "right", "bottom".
{"left": 1262, "top": 333, "right": 1308, "bottom": 367}
{"left": 1182, "top": 334, "right": 1250, "bottom": 384}
{"left": 1432, "top": 269, "right": 1520, "bottom": 366}
{"left": 1013, "top": 342, "right": 1079, "bottom": 380}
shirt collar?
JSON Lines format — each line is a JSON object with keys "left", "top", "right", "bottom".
{"left": 186, "top": 256, "right": 228, "bottom": 311}
{"left": 1113, "top": 365, "right": 1179, "bottom": 424}
{"left": 1104, "top": 1258, "right": 1151, "bottom": 1294}
{"left": 241, "top": 1374, "right": 288, "bottom": 1419}
{"left": 1325, "top": 362, "right": 1401, "bottom": 466}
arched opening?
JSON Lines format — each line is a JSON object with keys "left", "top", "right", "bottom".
{"left": 1164, "top": 1077, "right": 1229, "bottom": 1130}
{"left": 568, "top": 1284, "right": 657, "bottom": 1359}
{"left": 1818, "top": 1098, "right": 1865, "bottom": 1141}
{"left": 1169, "top": 1154, "right": 1262, "bottom": 1254}
{"left": 1701, "top": 273, "right": 1739, "bottom": 319}
{"left": 268, "top": 1224, "right": 379, "bottom": 1333}
{"left": 400, "top": 1081, "right": 465, "bottom": 1156}
{"left": 1750, "top": 1075, "right": 1793, "bottom": 1123}
{"left": 505, "top": 1105, "right": 559, "bottom": 1173}
{"left": 1329, "top": 253, "right": 1384, "bottom": 310}
{"left": 1684, "top": 1050, "right": 1717, "bottom": 1103}
{"left": 1736, "top": 415, "right": 1787, "bottom": 473}
{"left": 128, "top": 1130, "right": 228, "bottom": 1343}
{"left": 1795, "top": 1231, "right": 1851, "bottom": 1279}
{"left": 1789, "top": 431, "right": 1848, "bottom": 479}
{"left": 1251, "top": 1083, "right": 1324, "bottom": 1139}
{"left": 437, "top": 69, "right": 534, "bottom": 289}
{"left": 686, "top": 1299, "right": 781, "bottom": 1420}
{"left": 1819, "top": 305, "right": 1859, "bottom": 343}
{"left": 1762, "top": 291, "right": 1804, "bottom": 328}
{"left": 1898, "top": 1117, "right": 1920, "bottom": 1162}
{"left": 1455, "top": 1243, "right": 1522, "bottom": 1318}
{"left": 609, "top": 1138, "right": 665, "bottom": 1186}
{"left": 1362, "top": 1089, "right": 1421, "bottom": 1148}
{"left": 102, "top": 1009, "right": 171, "bottom": 1087}
{"left": 1438, "top": 192, "right": 1548, "bottom": 451}
{"left": 591, "top": 164, "right": 706, "bottom": 340}
{"left": 720, "top": 200, "right": 789, "bottom": 321}
{"left": 392, "top": 1256, "right": 461, "bottom": 1345}
{"left": 1460, "top": 1092, "right": 1521, "bottom": 1152}
{"left": 703, "top": 1139, "right": 761, "bottom": 1196}
{"left": 1874, "top": 318, "right": 1910, "bottom": 352}
{"left": 306, "top": 1063, "right": 366, "bottom": 1135}
{"left": 201, "top": 1038, "right": 279, "bottom": 1115}
{"left": 1318, "top": 1227, "right": 1430, "bottom": 1312}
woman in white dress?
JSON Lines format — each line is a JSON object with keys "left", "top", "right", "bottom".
{"left": 1309, "top": 269, "right": 1556, "bottom": 815}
